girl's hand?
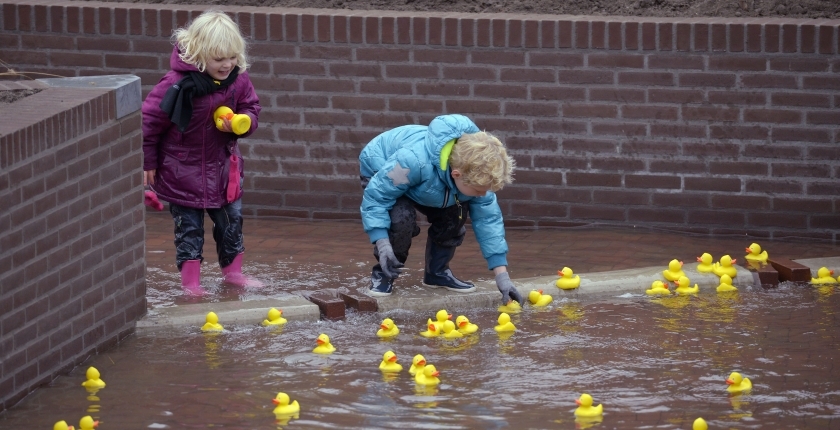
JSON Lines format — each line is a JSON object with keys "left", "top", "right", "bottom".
{"left": 218, "top": 116, "right": 233, "bottom": 133}
{"left": 144, "top": 170, "right": 156, "bottom": 186}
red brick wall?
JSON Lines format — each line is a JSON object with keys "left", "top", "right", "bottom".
{"left": 0, "top": 81, "right": 146, "bottom": 410}
{"left": 1, "top": 1, "right": 837, "bottom": 241}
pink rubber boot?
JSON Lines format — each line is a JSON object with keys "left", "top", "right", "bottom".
{"left": 181, "top": 260, "right": 205, "bottom": 296}
{"left": 221, "top": 253, "right": 264, "bottom": 288}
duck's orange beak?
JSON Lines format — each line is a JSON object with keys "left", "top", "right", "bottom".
{"left": 316, "top": 339, "right": 325, "bottom": 345}
{"left": 575, "top": 399, "right": 582, "bottom": 406}
{"left": 380, "top": 324, "right": 389, "bottom": 330}
{"left": 831, "top": 270, "right": 835, "bottom": 276}
{"left": 458, "top": 320, "right": 466, "bottom": 327}
{"left": 432, "top": 370, "right": 440, "bottom": 377}
{"left": 731, "top": 258, "right": 737, "bottom": 264}
{"left": 726, "top": 378, "right": 734, "bottom": 385}
{"left": 447, "top": 314, "right": 452, "bottom": 320}
{"left": 696, "top": 256, "right": 702, "bottom": 262}
{"left": 418, "top": 359, "right": 426, "bottom": 366}
{"left": 663, "top": 284, "right": 669, "bottom": 289}
{"left": 93, "top": 422, "right": 100, "bottom": 429}
{"left": 389, "top": 355, "right": 397, "bottom": 362}
{"left": 745, "top": 247, "right": 751, "bottom": 253}
{"left": 429, "top": 324, "right": 436, "bottom": 332}
{"left": 679, "top": 261, "right": 684, "bottom": 267}
{"left": 558, "top": 270, "right": 563, "bottom": 276}
{"left": 273, "top": 398, "right": 281, "bottom": 405}
{"left": 538, "top": 289, "right": 543, "bottom": 294}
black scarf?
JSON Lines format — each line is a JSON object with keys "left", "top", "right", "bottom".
{"left": 159, "top": 66, "right": 240, "bottom": 132}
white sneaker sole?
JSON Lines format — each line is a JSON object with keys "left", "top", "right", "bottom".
{"left": 422, "top": 282, "right": 476, "bottom": 293}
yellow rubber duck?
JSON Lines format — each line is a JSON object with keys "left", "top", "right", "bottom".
{"left": 427, "top": 309, "right": 451, "bottom": 332}
{"left": 712, "top": 255, "right": 738, "bottom": 278}
{"left": 811, "top": 267, "right": 838, "bottom": 284}
{"left": 556, "top": 267, "right": 581, "bottom": 290}
{"left": 455, "top": 315, "right": 478, "bottom": 334}
{"left": 409, "top": 354, "right": 426, "bottom": 376}
{"left": 312, "top": 333, "right": 336, "bottom": 354}
{"left": 54, "top": 421, "right": 75, "bottom": 430}
{"left": 662, "top": 259, "right": 686, "bottom": 281}
{"left": 717, "top": 274, "right": 738, "bottom": 293}
{"left": 213, "top": 106, "right": 252, "bottom": 135}
{"left": 379, "top": 350, "right": 403, "bottom": 373}
{"left": 420, "top": 322, "right": 439, "bottom": 338}
{"left": 693, "top": 417, "right": 708, "bottom": 430}
{"left": 442, "top": 320, "right": 464, "bottom": 339}
{"left": 261, "top": 307, "right": 287, "bottom": 326}
{"left": 79, "top": 416, "right": 99, "bottom": 430}
{"left": 415, "top": 364, "right": 440, "bottom": 386}
{"left": 744, "top": 243, "right": 768, "bottom": 264}
{"left": 377, "top": 318, "right": 400, "bottom": 338}
{"left": 528, "top": 289, "right": 554, "bottom": 306}
{"left": 574, "top": 393, "right": 603, "bottom": 418}
{"left": 494, "top": 312, "right": 516, "bottom": 332}
{"left": 81, "top": 366, "right": 106, "bottom": 389}
{"left": 645, "top": 280, "right": 671, "bottom": 296}
{"left": 498, "top": 299, "right": 522, "bottom": 313}
{"left": 673, "top": 276, "right": 699, "bottom": 295}
{"left": 272, "top": 392, "right": 301, "bottom": 415}
{"left": 726, "top": 372, "right": 752, "bottom": 393}
{"left": 696, "top": 253, "right": 714, "bottom": 273}
{"left": 201, "top": 311, "right": 224, "bottom": 332}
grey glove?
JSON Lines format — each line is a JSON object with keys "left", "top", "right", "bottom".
{"left": 375, "top": 238, "right": 404, "bottom": 278}
{"left": 495, "top": 272, "right": 523, "bottom": 305}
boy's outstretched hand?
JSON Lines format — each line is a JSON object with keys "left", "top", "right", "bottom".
{"left": 495, "top": 272, "right": 524, "bottom": 305}
{"left": 375, "top": 238, "right": 404, "bottom": 278}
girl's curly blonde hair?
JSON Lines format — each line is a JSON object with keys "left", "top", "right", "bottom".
{"left": 450, "top": 131, "right": 515, "bottom": 192}
{"left": 173, "top": 10, "right": 249, "bottom": 73}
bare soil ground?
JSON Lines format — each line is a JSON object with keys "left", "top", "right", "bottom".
{"left": 82, "top": 0, "right": 839, "bottom": 19}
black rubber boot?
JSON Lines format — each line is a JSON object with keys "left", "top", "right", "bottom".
{"left": 422, "top": 240, "right": 476, "bottom": 293}
{"left": 367, "top": 264, "right": 395, "bottom": 297}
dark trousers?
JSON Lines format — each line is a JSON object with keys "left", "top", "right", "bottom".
{"left": 169, "top": 199, "right": 245, "bottom": 270}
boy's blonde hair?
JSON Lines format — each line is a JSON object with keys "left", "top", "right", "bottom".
{"left": 450, "top": 131, "right": 515, "bottom": 192}
{"left": 173, "top": 10, "right": 249, "bottom": 73}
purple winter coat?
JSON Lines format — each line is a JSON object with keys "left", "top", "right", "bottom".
{"left": 142, "top": 46, "right": 261, "bottom": 209}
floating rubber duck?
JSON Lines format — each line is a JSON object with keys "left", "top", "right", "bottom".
{"left": 673, "top": 276, "right": 699, "bottom": 295}
{"left": 54, "top": 421, "right": 74, "bottom": 430}
{"left": 455, "top": 315, "right": 478, "bottom": 334}
{"left": 556, "top": 267, "right": 581, "bottom": 290}
{"left": 272, "top": 392, "right": 300, "bottom": 415}
{"left": 312, "top": 333, "right": 336, "bottom": 354}
{"left": 420, "top": 322, "right": 439, "bottom": 338}
{"left": 717, "top": 274, "right": 738, "bottom": 293}
{"left": 663, "top": 259, "right": 686, "bottom": 281}
{"left": 712, "top": 255, "right": 738, "bottom": 278}
{"left": 811, "top": 267, "right": 838, "bottom": 284}
{"left": 528, "top": 289, "right": 553, "bottom": 306}
{"left": 693, "top": 417, "right": 708, "bottom": 430}
{"left": 409, "top": 354, "right": 426, "bottom": 376}
{"left": 494, "top": 312, "right": 516, "bottom": 332}
{"left": 415, "top": 364, "right": 440, "bottom": 386}
{"left": 427, "top": 309, "right": 451, "bottom": 332}
{"left": 201, "top": 311, "right": 224, "bottom": 332}
{"left": 79, "top": 416, "right": 99, "bottom": 430}
{"left": 261, "top": 308, "right": 287, "bottom": 326}
{"left": 441, "top": 320, "right": 464, "bottom": 339}
{"left": 81, "top": 366, "right": 106, "bottom": 389}
{"left": 696, "top": 253, "right": 714, "bottom": 273}
{"left": 379, "top": 350, "right": 403, "bottom": 373}
{"left": 574, "top": 393, "right": 603, "bottom": 418}
{"left": 645, "top": 280, "right": 671, "bottom": 296}
{"left": 726, "top": 372, "right": 752, "bottom": 393}
{"left": 498, "top": 299, "right": 522, "bottom": 313}
{"left": 744, "top": 243, "right": 768, "bottom": 264}
{"left": 377, "top": 318, "right": 400, "bottom": 338}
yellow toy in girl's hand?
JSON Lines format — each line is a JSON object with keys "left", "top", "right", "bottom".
{"left": 442, "top": 320, "right": 464, "bottom": 339}
{"left": 201, "top": 311, "right": 224, "bottom": 332}
{"left": 213, "top": 106, "right": 251, "bottom": 135}
{"left": 313, "top": 333, "right": 336, "bottom": 354}
{"left": 673, "top": 276, "right": 699, "bottom": 295}
{"left": 663, "top": 259, "right": 686, "bottom": 281}
{"left": 574, "top": 393, "right": 603, "bottom": 417}
{"left": 696, "top": 253, "right": 714, "bottom": 273}
{"left": 555, "top": 267, "right": 581, "bottom": 290}
{"left": 645, "top": 280, "right": 671, "bottom": 296}
{"left": 79, "top": 415, "right": 99, "bottom": 430}
{"left": 455, "top": 315, "right": 478, "bottom": 334}
{"left": 54, "top": 420, "right": 74, "bottom": 430}
{"left": 81, "top": 366, "right": 106, "bottom": 389}
{"left": 811, "top": 267, "right": 838, "bottom": 284}
{"left": 497, "top": 299, "right": 521, "bottom": 313}
{"left": 528, "top": 289, "right": 553, "bottom": 306}
{"left": 713, "top": 255, "right": 738, "bottom": 278}
{"left": 414, "top": 364, "right": 440, "bottom": 386}
{"left": 272, "top": 392, "right": 300, "bottom": 415}
{"left": 378, "top": 350, "right": 403, "bottom": 372}
{"left": 744, "top": 243, "right": 768, "bottom": 264}
{"left": 409, "top": 354, "right": 426, "bottom": 375}
{"left": 377, "top": 318, "right": 400, "bottom": 338}
{"left": 494, "top": 312, "right": 516, "bottom": 332}
{"left": 262, "top": 308, "right": 287, "bottom": 326}
{"left": 717, "top": 274, "right": 738, "bottom": 293}
{"left": 726, "top": 372, "right": 752, "bottom": 393}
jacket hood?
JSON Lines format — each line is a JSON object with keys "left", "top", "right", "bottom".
{"left": 424, "top": 115, "right": 480, "bottom": 184}
{"left": 170, "top": 45, "right": 201, "bottom": 74}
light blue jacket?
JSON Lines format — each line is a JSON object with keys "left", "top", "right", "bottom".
{"left": 359, "top": 115, "right": 508, "bottom": 270}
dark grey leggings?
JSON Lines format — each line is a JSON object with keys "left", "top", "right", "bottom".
{"left": 169, "top": 199, "right": 244, "bottom": 270}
